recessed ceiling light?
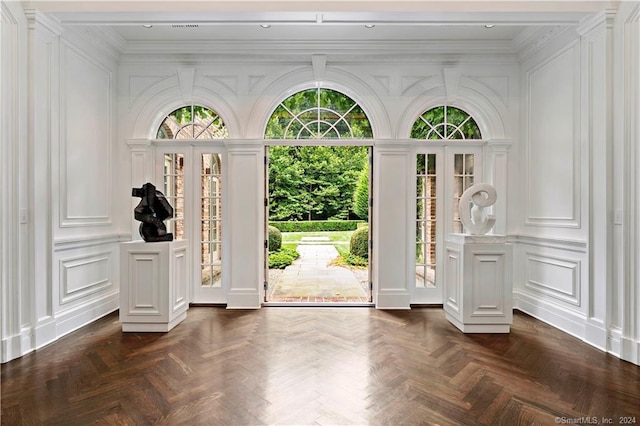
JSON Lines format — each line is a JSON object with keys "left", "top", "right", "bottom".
{"left": 142, "top": 24, "right": 153, "bottom": 28}
{"left": 365, "top": 24, "right": 375, "bottom": 29}
{"left": 260, "top": 24, "right": 271, "bottom": 29}
{"left": 484, "top": 24, "right": 495, "bottom": 29}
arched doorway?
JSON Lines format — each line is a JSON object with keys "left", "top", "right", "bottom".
{"left": 263, "top": 87, "right": 374, "bottom": 304}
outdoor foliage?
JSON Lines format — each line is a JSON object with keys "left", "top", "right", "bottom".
{"left": 267, "top": 146, "right": 368, "bottom": 221}
{"left": 264, "top": 88, "right": 373, "bottom": 140}
{"left": 268, "top": 225, "right": 282, "bottom": 251}
{"left": 268, "top": 246, "right": 300, "bottom": 269}
{"left": 344, "top": 253, "right": 368, "bottom": 267}
{"left": 353, "top": 164, "right": 369, "bottom": 220}
{"left": 269, "top": 220, "right": 364, "bottom": 232}
{"left": 411, "top": 106, "right": 482, "bottom": 140}
{"left": 349, "top": 226, "right": 369, "bottom": 259}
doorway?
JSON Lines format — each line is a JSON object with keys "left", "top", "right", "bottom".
{"left": 264, "top": 145, "right": 373, "bottom": 304}
{"left": 412, "top": 146, "right": 483, "bottom": 304}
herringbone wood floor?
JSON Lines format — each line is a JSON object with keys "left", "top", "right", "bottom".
{"left": 2, "top": 307, "right": 639, "bottom": 425}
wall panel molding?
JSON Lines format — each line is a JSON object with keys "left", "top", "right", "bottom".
{"left": 59, "top": 252, "right": 112, "bottom": 305}
{"left": 525, "top": 253, "right": 581, "bottom": 306}
{"left": 59, "top": 40, "right": 113, "bottom": 227}
{"left": 524, "top": 40, "right": 582, "bottom": 228}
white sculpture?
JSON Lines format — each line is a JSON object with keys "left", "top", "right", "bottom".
{"left": 459, "top": 183, "right": 497, "bottom": 235}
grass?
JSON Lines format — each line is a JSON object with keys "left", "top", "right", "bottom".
{"left": 281, "top": 230, "right": 354, "bottom": 244}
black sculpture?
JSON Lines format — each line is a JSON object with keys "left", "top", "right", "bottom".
{"left": 132, "top": 183, "right": 174, "bottom": 242}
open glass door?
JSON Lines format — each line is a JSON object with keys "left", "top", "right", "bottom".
{"left": 414, "top": 150, "right": 444, "bottom": 303}
{"left": 157, "top": 146, "right": 226, "bottom": 304}
{"left": 412, "top": 146, "right": 483, "bottom": 304}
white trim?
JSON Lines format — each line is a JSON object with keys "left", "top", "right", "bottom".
{"left": 514, "top": 289, "right": 586, "bottom": 340}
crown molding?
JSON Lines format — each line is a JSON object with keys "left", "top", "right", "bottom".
{"left": 512, "top": 25, "right": 572, "bottom": 62}
{"left": 121, "top": 39, "right": 517, "bottom": 59}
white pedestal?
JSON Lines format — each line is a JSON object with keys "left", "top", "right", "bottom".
{"left": 120, "top": 240, "right": 189, "bottom": 332}
{"left": 443, "top": 234, "right": 513, "bottom": 333}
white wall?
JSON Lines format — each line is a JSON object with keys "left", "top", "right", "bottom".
{"left": 1, "top": 8, "right": 125, "bottom": 362}
{"left": 118, "top": 50, "right": 518, "bottom": 309}
{"left": 514, "top": 7, "right": 640, "bottom": 365}
{"left": 1, "top": 0, "right": 29, "bottom": 362}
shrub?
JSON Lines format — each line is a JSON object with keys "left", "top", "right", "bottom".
{"left": 344, "top": 253, "right": 368, "bottom": 267}
{"left": 268, "top": 225, "right": 282, "bottom": 251}
{"left": 268, "top": 246, "right": 299, "bottom": 269}
{"left": 269, "top": 220, "right": 364, "bottom": 233}
{"left": 268, "top": 251, "right": 293, "bottom": 269}
{"left": 281, "top": 246, "right": 300, "bottom": 260}
{"left": 349, "top": 226, "right": 369, "bottom": 259}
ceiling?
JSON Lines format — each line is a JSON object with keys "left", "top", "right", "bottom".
{"left": 24, "top": 1, "right": 608, "bottom": 51}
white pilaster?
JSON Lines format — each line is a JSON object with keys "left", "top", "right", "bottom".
{"left": 26, "top": 9, "right": 62, "bottom": 350}
{"left": 127, "top": 139, "right": 153, "bottom": 238}
{"left": 374, "top": 142, "right": 411, "bottom": 309}
{"left": 225, "top": 141, "right": 263, "bottom": 309}
{"left": 486, "top": 140, "right": 511, "bottom": 236}
{"left": 621, "top": 5, "right": 640, "bottom": 365}
{"left": 1, "top": 1, "right": 28, "bottom": 362}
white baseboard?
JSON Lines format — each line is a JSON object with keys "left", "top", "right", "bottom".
{"left": 585, "top": 320, "right": 608, "bottom": 352}
{"left": 226, "top": 290, "right": 260, "bottom": 309}
{"left": 376, "top": 290, "right": 411, "bottom": 309}
{"left": 608, "top": 327, "right": 622, "bottom": 358}
{"left": 621, "top": 336, "right": 640, "bottom": 365}
{"left": 55, "top": 291, "right": 119, "bottom": 338}
{"left": 513, "top": 289, "right": 586, "bottom": 341}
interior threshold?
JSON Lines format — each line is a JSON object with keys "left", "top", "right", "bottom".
{"left": 263, "top": 302, "right": 375, "bottom": 308}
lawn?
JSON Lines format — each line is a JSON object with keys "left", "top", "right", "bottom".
{"left": 281, "top": 230, "right": 354, "bottom": 244}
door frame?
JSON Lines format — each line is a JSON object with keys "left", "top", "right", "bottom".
{"left": 262, "top": 141, "right": 374, "bottom": 305}
{"left": 411, "top": 142, "right": 485, "bottom": 304}
{"left": 153, "top": 140, "right": 229, "bottom": 304}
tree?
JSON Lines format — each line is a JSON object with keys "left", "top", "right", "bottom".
{"left": 268, "top": 146, "right": 368, "bottom": 221}
{"left": 353, "top": 164, "right": 369, "bottom": 220}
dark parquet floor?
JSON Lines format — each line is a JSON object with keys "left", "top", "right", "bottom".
{"left": 2, "top": 307, "right": 640, "bottom": 425}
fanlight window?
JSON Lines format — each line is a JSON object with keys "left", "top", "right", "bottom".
{"left": 411, "top": 106, "right": 481, "bottom": 140}
{"left": 157, "top": 105, "right": 228, "bottom": 139}
{"left": 265, "top": 88, "right": 373, "bottom": 139}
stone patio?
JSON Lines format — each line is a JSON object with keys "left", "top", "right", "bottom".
{"left": 268, "top": 245, "right": 370, "bottom": 303}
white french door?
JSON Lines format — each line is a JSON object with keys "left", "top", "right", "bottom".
{"left": 155, "top": 143, "right": 227, "bottom": 304}
{"left": 412, "top": 145, "right": 483, "bottom": 304}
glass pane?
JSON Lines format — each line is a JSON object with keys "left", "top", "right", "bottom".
{"left": 454, "top": 176, "right": 463, "bottom": 198}
{"left": 424, "top": 265, "right": 436, "bottom": 287}
{"left": 417, "top": 177, "right": 425, "bottom": 198}
{"left": 416, "top": 265, "right": 426, "bottom": 288}
{"left": 465, "top": 154, "right": 474, "bottom": 174}
{"left": 157, "top": 105, "right": 227, "bottom": 140}
{"left": 266, "top": 88, "right": 372, "bottom": 139}
{"left": 417, "top": 199, "right": 425, "bottom": 220}
{"left": 201, "top": 153, "right": 222, "bottom": 288}
{"left": 426, "top": 176, "right": 436, "bottom": 197}
{"left": 454, "top": 154, "right": 464, "bottom": 175}
{"left": 417, "top": 154, "right": 425, "bottom": 174}
{"left": 465, "top": 177, "right": 474, "bottom": 191}
{"left": 427, "top": 154, "right": 436, "bottom": 174}
{"left": 410, "top": 106, "right": 482, "bottom": 140}
{"left": 416, "top": 221, "right": 425, "bottom": 242}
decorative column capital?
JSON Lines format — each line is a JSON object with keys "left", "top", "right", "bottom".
{"left": 487, "top": 139, "right": 512, "bottom": 152}
{"left": 127, "top": 139, "right": 152, "bottom": 151}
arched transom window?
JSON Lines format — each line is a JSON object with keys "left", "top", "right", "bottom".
{"left": 411, "top": 106, "right": 481, "bottom": 140}
{"left": 157, "top": 105, "right": 228, "bottom": 139}
{"left": 265, "top": 88, "right": 373, "bottom": 139}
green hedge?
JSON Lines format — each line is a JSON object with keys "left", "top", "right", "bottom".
{"left": 269, "top": 220, "right": 365, "bottom": 232}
